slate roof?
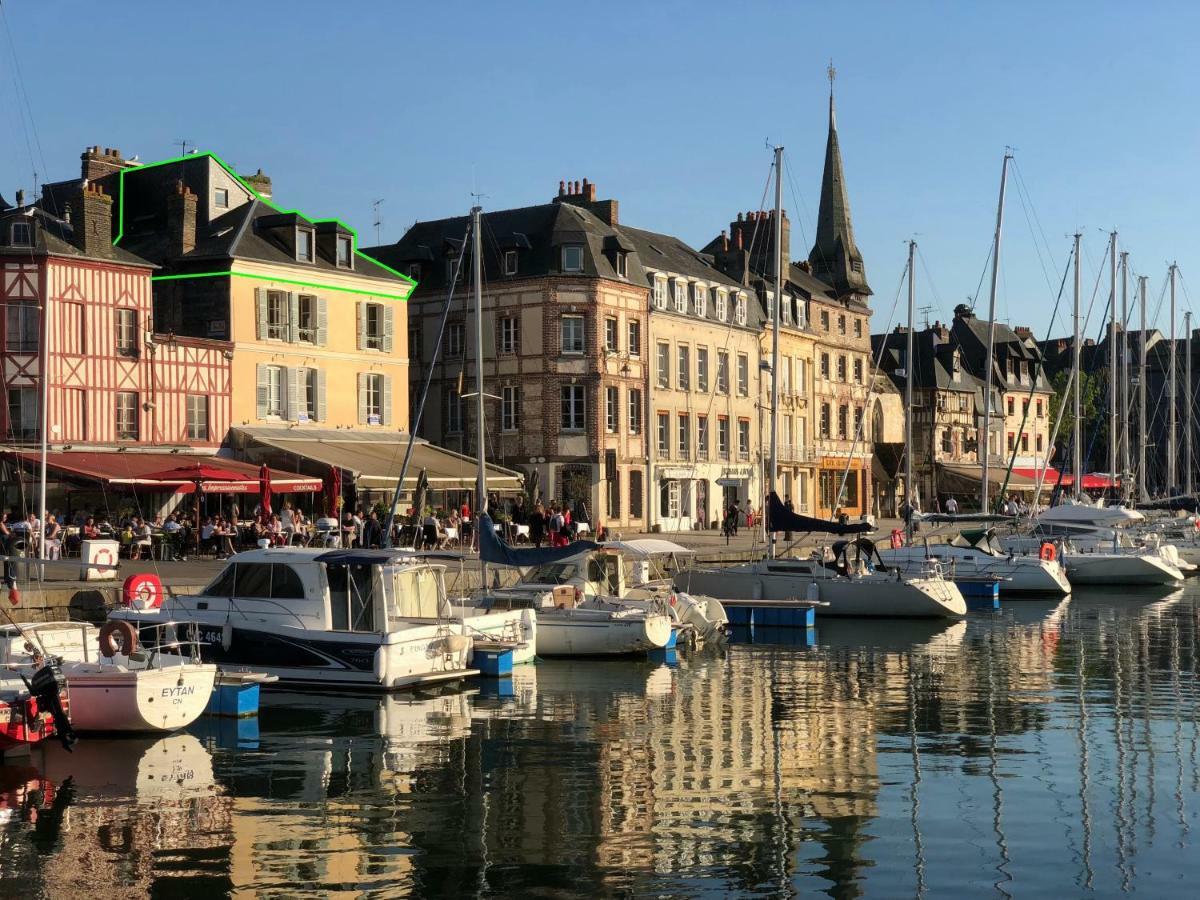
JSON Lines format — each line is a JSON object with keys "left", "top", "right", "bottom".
{"left": 950, "top": 310, "right": 1052, "bottom": 392}
{"left": 872, "top": 328, "right": 988, "bottom": 406}
{"left": 809, "top": 93, "right": 871, "bottom": 298}
{"left": 0, "top": 204, "right": 153, "bottom": 266}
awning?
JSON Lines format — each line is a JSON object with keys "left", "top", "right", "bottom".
{"left": 6, "top": 451, "right": 321, "bottom": 493}
{"left": 231, "top": 427, "right": 522, "bottom": 491}
{"left": 936, "top": 463, "right": 1040, "bottom": 493}
{"left": 1010, "top": 467, "right": 1118, "bottom": 490}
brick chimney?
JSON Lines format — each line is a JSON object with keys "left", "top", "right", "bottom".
{"left": 1013, "top": 325, "right": 1033, "bottom": 340}
{"left": 240, "top": 168, "right": 272, "bottom": 199}
{"left": 552, "top": 177, "right": 618, "bottom": 225}
{"left": 166, "top": 180, "right": 198, "bottom": 255}
{"left": 80, "top": 146, "right": 133, "bottom": 186}
{"left": 69, "top": 182, "right": 115, "bottom": 257}
{"left": 728, "top": 209, "right": 789, "bottom": 280}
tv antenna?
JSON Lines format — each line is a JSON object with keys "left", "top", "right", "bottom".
{"left": 372, "top": 199, "right": 384, "bottom": 245}
{"left": 176, "top": 139, "right": 192, "bottom": 156}
{"left": 918, "top": 305, "right": 934, "bottom": 329}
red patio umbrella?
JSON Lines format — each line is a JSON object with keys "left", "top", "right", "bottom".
{"left": 139, "top": 463, "right": 254, "bottom": 552}
{"left": 323, "top": 466, "right": 342, "bottom": 519}
{"left": 258, "top": 463, "right": 273, "bottom": 524}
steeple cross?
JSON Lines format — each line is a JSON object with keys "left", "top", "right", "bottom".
{"left": 827, "top": 59, "right": 836, "bottom": 90}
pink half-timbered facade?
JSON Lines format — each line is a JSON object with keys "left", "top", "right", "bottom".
{"left": 1, "top": 201, "right": 232, "bottom": 450}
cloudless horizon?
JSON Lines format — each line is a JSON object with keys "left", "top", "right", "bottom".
{"left": 3, "top": 0, "right": 1198, "bottom": 340}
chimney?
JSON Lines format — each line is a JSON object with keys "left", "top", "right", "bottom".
{"left": 552, "top": 178, "right": 618, "bottom": 225}
{"left": 166, "top": 180, "right": 198, "bottom": 255}
{"left": 240, "top": 168, "right": 272, "bottom": 200}
{"left": 558, "top": 180, "right": 566, "bottom": 197}
{"left": 721, "top": 230, "right": 729, "bottom": 251}
{"left": 80, "top": 145, "right": 133, "bottom": 186}
{"left": 15, "top": 189, "right": 25, "bottom": 207}
{"left": 1013, "top": 325, "right": 1033, "bottom": 340}
{"left": 71, "top": 182, "right": 115, "bottom": 257}
{"left": 735, "top": 228, "right": 743, "bottom": 250}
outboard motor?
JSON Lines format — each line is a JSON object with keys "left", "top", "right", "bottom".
{"left": 30, "top": 658, "right": 76, "bottom": 751}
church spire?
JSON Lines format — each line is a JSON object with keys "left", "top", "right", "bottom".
{"left": 809, "top": 62, "right": 871, "bottom": 299}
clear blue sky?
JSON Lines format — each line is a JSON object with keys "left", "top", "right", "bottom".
{"left": 3, "top": 0, "right": 1197, "bottom": 339}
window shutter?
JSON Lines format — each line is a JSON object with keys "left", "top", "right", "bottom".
{"left": 357, "top": 373, "right": 368, "bottom": 424}
{"left": 382, "top": 305, "right": 394, "bottom": 353}
{"left": 315, "top": 369, "right": 327, "bottom": 422}
{"left": 382, "top": 375, "right": 393, "bottom": 426}
{"left": 287, "top": 292, "right": 300, "bottom": 343}
{"left": 316, "top": 297, "right": 328, "bottom": 346}
{"left": 356, "top": 302, "right": 366, "bottom": 350}
{"left": 286, "top": 367, "right": 300, "bottom": 421}
{"left": 255, "top": 289, "right": 268, "bottom": 340}
{"left": 256, "top": 364, "right": 268, "bottom": 418}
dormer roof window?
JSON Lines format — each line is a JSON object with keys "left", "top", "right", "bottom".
{"left": 296, "top": 228, "right": 314, "bottom": 263}
{"left": 504, "top": 249, "right": 518, "bottom": 276}
{"left": 562, "top": 245, "right": 584, "bottom": 272}
{"left": 10, "top": 221, "right": 31, "bottom": 247}
{"left": 336, "top": 235, "right": 352, "bottom": 268}
{"left": 615, "top": 251, "right": 627, "bottom": 278}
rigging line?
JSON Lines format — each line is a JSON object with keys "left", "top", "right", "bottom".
{"left": 968, "top": 236, "right": 994, "bottom": 311}
{"left": 781, "top": 151, "right": 813, "bottom": 258}
{"left": 0, "top": 0, "right": 53, "bottom": 215}
{"left": 914, "top": 245, "right": 947, "bottom": 319}
{"left": 1009, "top": 159, "right": 1058, "bottom": 298}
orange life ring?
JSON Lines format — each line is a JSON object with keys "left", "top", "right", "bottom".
{"left": 1039, "top": 542, "right": 1057, "bottom": 562}
{"left": 93, "top": 545, "right": 116, "bottom": 570}
{"left": 890, "top": 529, "right": 904, "bottom": 550}
{"left": 98, "top": 620, "right": 138, "bottom": 658}
{"left": 122, "top": 573, "right": 163, "bottom": 610}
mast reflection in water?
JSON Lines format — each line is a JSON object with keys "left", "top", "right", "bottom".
{"left": 2, "top": 586, "right": 1200, "bottom": 897}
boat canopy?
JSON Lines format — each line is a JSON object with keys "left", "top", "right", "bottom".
{"left": 915, "top": 513, "right": 1015, "bottom": 525}
{"left": 478, "top": 513, "right": 599, "bottom": 568}
{"left": 1135, "top": 496, "right": 1199, "bottom": 513}
{"left": 767, "top": 491, "right": 872, "bottom": 535}
{"left": 316, "top": 548, "right": 462, "bottom": 566}
{"left": 596, "top": 539, "right": 694, "bottom": 557}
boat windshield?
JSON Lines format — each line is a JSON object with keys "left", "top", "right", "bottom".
{"left": 519, "top": 562, "right": 581, "bottom": 585}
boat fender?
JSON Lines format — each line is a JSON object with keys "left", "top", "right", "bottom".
{"left": 444, "top": 634, "right": 471, "bottom": 654}
{"left": 373, "top": 646, "right": 389, "bottom": 686}
{"left": 1039, "top": 542, "right": 1057, "bottom": 563}
{"left": 890, "top": 529, "right": 904, "bottom": 549}
{"left": 122, "top": 573, "right": 163, "bottom": 610}
{"left": 806, "top": 582, "right": 819, "bottom": 603}
{"left": 221, "top": 622, "right": 233, "bottom": 652}
{"left": 98, "top": 619, "right": 138, "bottom": 658}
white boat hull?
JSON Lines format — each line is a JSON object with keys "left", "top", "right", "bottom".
{"left": 62, "top": 663, "right": 217, "bottom": 733}
{"left": 1060, "top": 552, "right": 1183, "bottom": 586}
{"left": 534, "top": 608, "right": 673, "bottom": 656}
{"left": 877, "top": 547, "right": 1071, "bottom": 594}
{"left": 675, "top": 565, "right": 966, "bottom": 618}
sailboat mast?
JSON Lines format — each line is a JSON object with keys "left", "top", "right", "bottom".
{"left": 1108, "top": 232, "right": 1118, "bottom": 491}
{"left": 768, "top": 145, "right": 783, "bottom": 559}
{"left": 1187, "top": 310, "right": 1194, "bottom": 495}
{"left": 1138, "top": 275, "right": 1148, "bottom": 501}
{"left": 1080, "top": 229, "right": 1089, "bottom": 504}
{"left": 1169, "top": 263, "right": 1178, "bottom": 491}
{"left": 471, "top": 205, "right": 487, "bottom": 585}
{"left": 1120, "top": 252, "right": 1130, "bottom": 495}
{"left": 904, "top": 240, "right": 916, "bottom": 537}
{"left": 37, "top": 287, "right": 53, "bottom": 560}
{"left": 979, "top": 151, "right": 1011, "bottom": 513}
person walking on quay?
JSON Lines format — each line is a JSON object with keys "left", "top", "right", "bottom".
{"left": 945, "top": 495, "right": 959, "bottom": 515}
{"left": 529, "top": 502, "right": 546, "bottom": 548}
{"left": 784, "top": 495, "right": 794, "bottom": 543}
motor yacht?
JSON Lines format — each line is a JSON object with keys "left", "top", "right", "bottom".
{"left": 110, "top": 547, "right": 491, "bottom": 690}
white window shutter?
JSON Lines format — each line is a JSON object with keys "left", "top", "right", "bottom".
{"left": 382, "top": 375, "right": 393, "bottom": 426}
{"left": 382, "top": 305, "right": 394, "bottom": 353}
{"left": 356, "top": 302, "right": 365, "bottom": 350}
{"left": 287, "top": 293, "right": 300, "bottom": 343}
{"left": 357, "top": 373, "right": 368, "bottom": 424}
{"left": 315, "top": 369, "right": 327, "bottom": 422}
{"left": 316, "top": 297, "right": 328, "bottom": 346}
{"left": 255, "top": 289, "right": 268, "bottom": 340}
{"left": 256, "top": 364, "right": 268, "bottom": 418}
{"left": 286, "top": 367, "right": 300, "bottom": 421}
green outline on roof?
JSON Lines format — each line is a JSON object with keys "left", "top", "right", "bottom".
{"left": 113, "top": 150, "right": 417, "bottom": 293}
{"left": 150, "top": 269, "right": 412, "bottom": 302}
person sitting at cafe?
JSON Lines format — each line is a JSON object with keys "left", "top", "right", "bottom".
{"left": 291, "top": 508, "right": 308, "bottom": 545}
{"left": 420, "top": 512, "right": 443, "bottom": 550}
{"left": 42, "top": 511, "right": 63, "bottom": 561}
{"left": 162, "top": 514, "right": 185, "bottom": 560}
{"left": 0, "top": 511, "right": 11, "bottom": 556}
{"left": 215, "top": 517, "right": 237, "bottom": 558}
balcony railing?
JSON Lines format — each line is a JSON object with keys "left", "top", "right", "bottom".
{"left": 778, "top": 443, "right": 811, "bottom": 463}
{"left": 738, "top": 450, "right": 750, "bottom": 462}
{"left": 657, "top": 446, "right": 670, "bottom": 459}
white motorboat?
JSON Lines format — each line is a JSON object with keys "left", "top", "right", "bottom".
{"left": 878, "top": 527, "right": 1071, "bottom": 594}
{"left": 110, "top": 547, "right": 488, "bottom": 690}
{"left": 0, "top": 620, "right": 217, "bottom": 733}
{"left": 676, "top": 535, "right": 967, "bottom": 619}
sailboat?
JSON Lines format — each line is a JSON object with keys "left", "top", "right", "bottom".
{"left": 675, "top": 154, "right": 965, "bottom": 620}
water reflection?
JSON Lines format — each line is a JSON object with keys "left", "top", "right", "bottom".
{"left": 1, "top": 587, "right": 1199, "bottom": 896}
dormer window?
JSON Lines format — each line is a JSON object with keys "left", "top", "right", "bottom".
{"left": 735, "top": 293, "right": 747, "bottom": 326}
{"left": 782, "top": 297, "right": 791, "bottom": 325}
{"left": 214, "top": 188, "right": 230, "bottom": 209}
{"left": 616, "top": 252, "right": 628, "bottom": 278}
{"left": 407, "top": 263, "right": 421, "bottom": 280}
{"left": 504, "top": 250, "right": 518, "bottom": 276}
{"left": 446, "top": 258, "right": 464, "bottom": 283}
{"left": 10, "top": 221, "right": 31, "bottom": 247}
{"left": 296, "top": 228, "right": 314, "bottom": 263}
{"left": 693, "top": 283, "right": 707, "bottom": 318}
{"left": 336, "top": 235, "right": 352, "bottom": 268}
{"left": 653, "top": 276, "right": 667, "bottom": 310}
{"left": 562, "top": 245, "right": 584, "bottom": 272}
{"left": 715, "top": 290, "right": 728, "bottom": 321}
{"left": 673, "top": 279, "right": 687, "bottom": 313}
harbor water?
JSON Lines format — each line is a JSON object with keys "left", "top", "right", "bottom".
{"left": 4, "top": 585, "right": 1200, "bottom": 897}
